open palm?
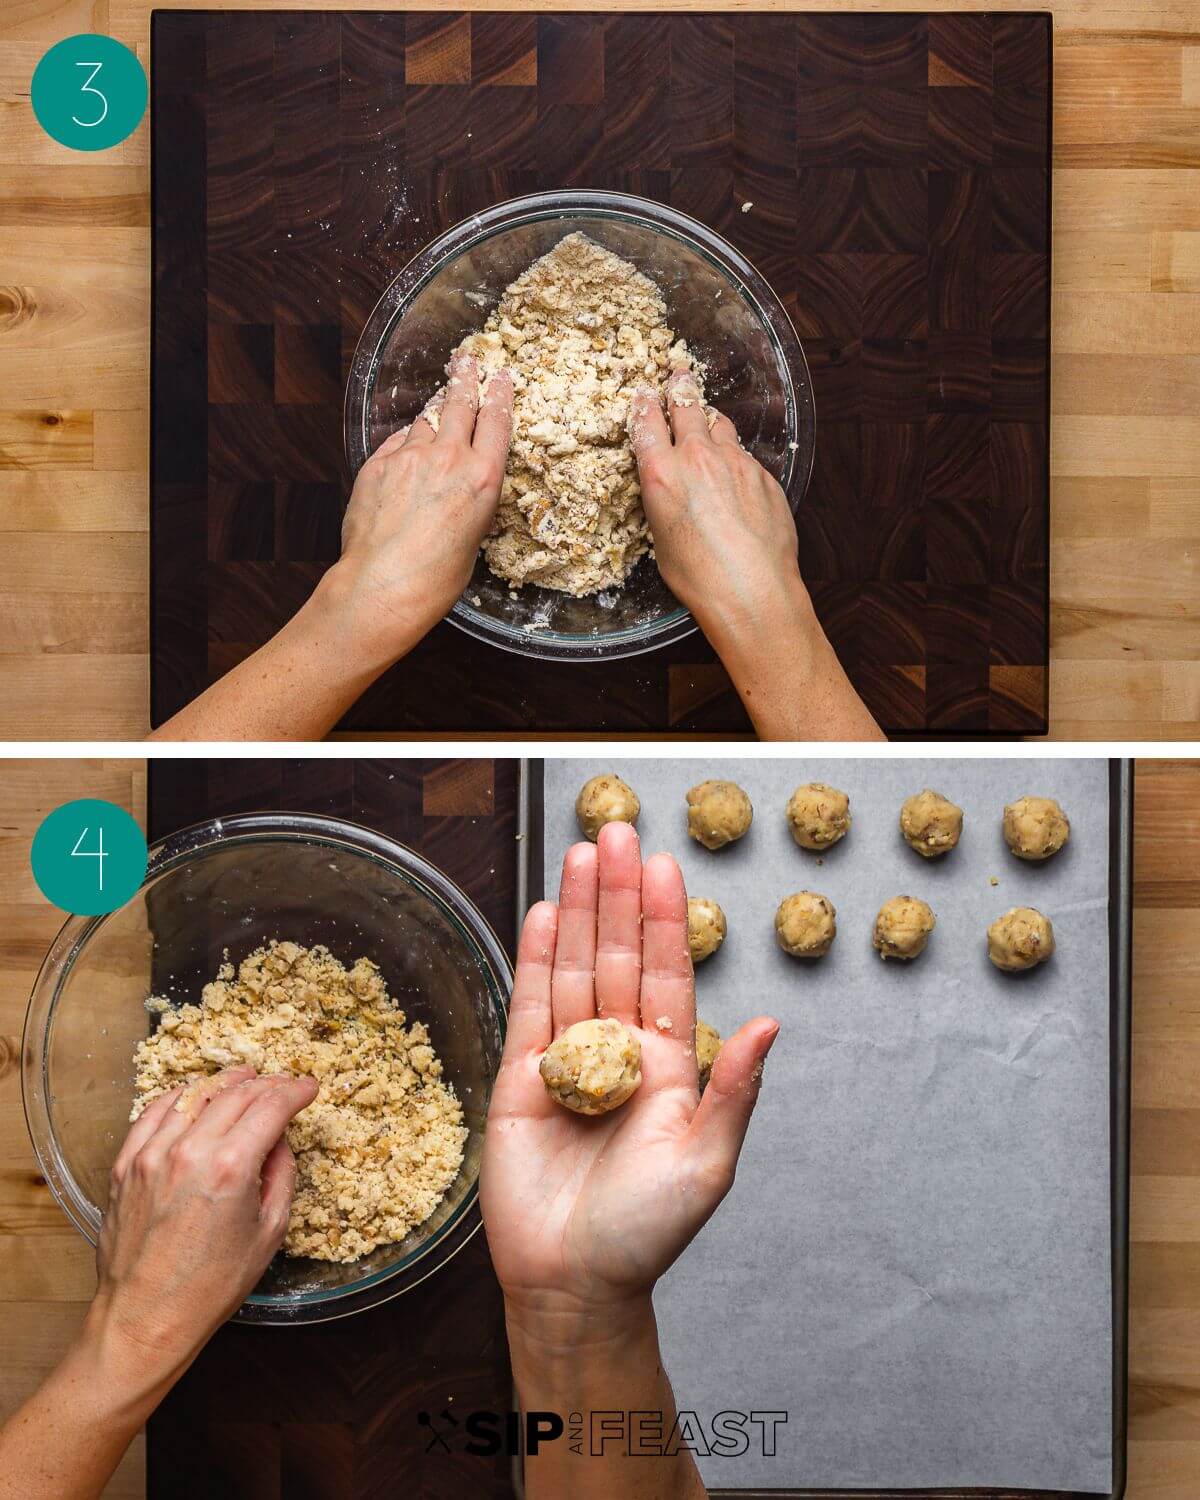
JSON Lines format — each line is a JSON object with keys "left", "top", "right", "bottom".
{"left": 480, "top": 821, "right": 779, "bottom": 1313}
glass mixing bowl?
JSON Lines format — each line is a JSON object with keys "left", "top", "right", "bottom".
{"left": 344, "top": 190, "right": 815, "bottom": 660}
{"left": 22, "top": 813, "right": 510, "bottom": 1325}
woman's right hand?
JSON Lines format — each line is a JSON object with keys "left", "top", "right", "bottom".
{"left": 629, "top": 368, "right": 808, "bottom": 636}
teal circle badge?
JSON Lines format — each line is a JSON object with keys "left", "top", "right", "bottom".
{"left": 32, "top": 799, "right": 148, "bottom": 916}
{"left": 31, "top": 34, "right": 147, "bottom": 152}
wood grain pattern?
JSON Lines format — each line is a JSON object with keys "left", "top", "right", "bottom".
{"left": 0, "top": 756, "right": 517, "bottom": 1500}
{"left": 0, "top": 4, "right": 1197, "bottom": 739}
{"left": 143, "top": 11, "right": 1051, "bottom": 736}
{"left": 0, "top": 759, "right": 147, "bottom": 1500}
{"left": 142, "top": 755, "right": 519, "bottom": 1500}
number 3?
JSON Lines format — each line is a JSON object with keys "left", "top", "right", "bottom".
{"left": 72, "top": 61, "right": 108, "bottom": 128}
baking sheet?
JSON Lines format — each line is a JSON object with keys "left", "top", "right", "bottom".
{"left": 542, "top": 758, "right": 1113, "bottom": 1494}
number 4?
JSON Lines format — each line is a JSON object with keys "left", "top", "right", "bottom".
{"left": 71, "top": 825, "right": 107, "bottom": 890}
{"left": 73, "top": 61, "right": 108, "bottom": 129}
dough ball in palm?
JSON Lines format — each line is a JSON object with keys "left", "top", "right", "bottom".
{"left": 539, "top": 1017, "right": 642, "bottom": 1115}
{"left": 1003, "top": 796, "right": 1070, "bottom": 861}
{"left": 686, "top": 780, "right": 753, "bottom": 851}
{"left": 575, "top": 774, "right": 640, "bottom": 842}
{"left": 786, "top": 782, "right": 851, "bottom": 850}
{"left": 900, "top": 789, "right": 963, "bottom": 858}
{"left": 775, "top": 891, "right": 837, "bottom": 959}
{"left": 873, "top": 895, "right": 936, "bottom": 961}
{"left": 987, "top": 907, "right": 1055, "bottom": 972}
{"left": 687, "top": 897, "right": 727, "bottom": 963}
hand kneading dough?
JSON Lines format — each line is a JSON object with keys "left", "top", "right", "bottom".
{"left": 1003, "top": 796, "right": 1070, "bottom": 861}
{"left": 775, "top": 892, "right": 837, "bottom": 958}
{"left": 695, "top": 1020, "right": 722, "bottom": 1087}
{"left": 786, "top": 782, "right": 851, "bottom": 850}
{"left": 687, "top": 898, "right": 727, "bottom": 963}
{"left": 540, "top": 1017, "right": 642, "bottom": 1114}
{"left": 987, "top": 907, "right": 1055, "bottom": 971}
{"left": 873, "top": 895, "right": 936, "bottom": 960}
{"left": 900, "top": 789, "right": 963, "bottom": 858}
{"left": 686, "top": 780, "right": 753, "bottom": 850}
{"left": 575, "top": 774, "right": 640, "bottom": 842}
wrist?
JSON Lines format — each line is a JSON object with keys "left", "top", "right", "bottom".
{"left": 505, "top": 1290, "right": 704, "bottom": 1500}
{"left": 505, "top": 1288, "right": 656, "bottom": 1364}
{"left": 301, "top": 563, "right": 427, "bottom": 677}
{"left": 699, "top": 566, "right": 816, "bottom": 664}
{"left": 71, "top": 1301, "right": 190, "bottom": 1422}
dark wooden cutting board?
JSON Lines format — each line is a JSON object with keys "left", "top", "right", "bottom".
{"left": 145, "top": 757, "right": 519, "bottom": 1499}
{"left": 151, "top": 11, "right": 1050, "bottom": 735}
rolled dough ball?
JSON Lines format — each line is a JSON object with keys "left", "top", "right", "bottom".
{"left": 695, "top": 1019, "right": 722, "bottom": 1088}
{"left": 987, "top": 907, "right": 1055, "bottom": 972}
{"left": 900, "top": 789, "right": 963, "bottom": 858}
{"left": 774, "top": 891, "right": 837, "bottom": 959}
{"left": 539, "top": 1017, "right": 642, "bottom": 1114}
{"left": 1003, "top": 796, "right": 1070, "bottom": 861}
{"left": 686, "top": 779, "right": 753, "bottom": 851}
{"left": 575, "top": 773, "right": 640, "bottom": 842}
{"left": 873, "top": 895, "right": 936, "bottom": 961}
{"left": 786, "top": 782, "right": 851, "bottom": 851}
{"left": 688, "top": 897, "right": 727, "bottom": 964}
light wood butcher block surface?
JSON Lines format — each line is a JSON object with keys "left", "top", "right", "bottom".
{"left": 0, "top": 760, "right": 147, "bottom": 1497}
{"left": 1, "top": 1, "right": 1199, "bottom": 739}
{"left": 0, "top": 757, "right": 1196, "bottom": 1497}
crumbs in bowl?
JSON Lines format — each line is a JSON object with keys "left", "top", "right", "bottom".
{"left": 130, "top": 941, "right": 466, "bottom": 1263}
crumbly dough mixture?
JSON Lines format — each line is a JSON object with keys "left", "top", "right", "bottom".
{"left": 452, "top": 232, "right": 702, "bottom": 596}
{"left": 130, "top": 942, "right": 467, "bottom": 1264}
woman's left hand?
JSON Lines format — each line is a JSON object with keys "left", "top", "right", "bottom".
{"left": 481, "top": 821, "right": 779, "bottom": 1322}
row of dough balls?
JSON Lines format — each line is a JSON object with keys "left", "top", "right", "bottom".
{"left": 575, "top": 775, "right": 1072, "bottom": 862}
{"left": 690, "top": 893, "right": 1054, "bottom": 972}
{"left": 537, "top": 896, "right": 1053, "bottom": 1117}
{"left": 548, "top": 777, "right": 1067, "bottom": 1118}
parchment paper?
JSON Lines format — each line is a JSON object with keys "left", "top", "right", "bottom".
{"left": 542, "top": 758, "right": 1113, "bottom": 1494}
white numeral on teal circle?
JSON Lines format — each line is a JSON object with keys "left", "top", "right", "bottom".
{"left": 32, "top": 798, "right": 146, "bottom": 915}
{"left": 32, "top": 35, "right": 146, "bottom": 153}
{"left": 70, "top": 825, "right": 107, "bottom": 890}
{"left": 72, "top": 61, "right": 108, "bottom": 128}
